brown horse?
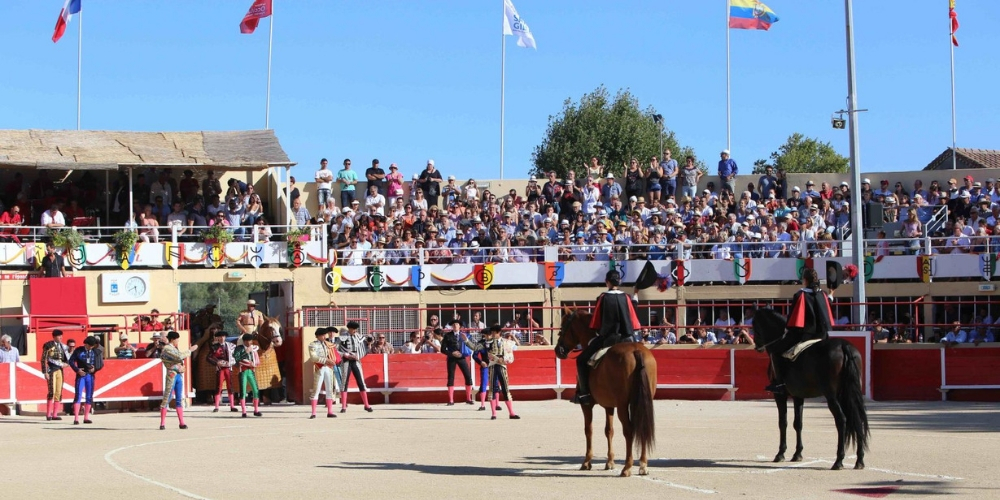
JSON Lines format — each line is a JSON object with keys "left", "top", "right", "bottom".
{"left": 251, "top": 316, "right": 284, "bottom": 391}
{"left": 554, "top": 307, "right": 657, "bottom": 477}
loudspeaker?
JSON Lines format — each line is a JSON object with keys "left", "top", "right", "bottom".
{"left": 866, "top": 203, "right": 884, "bottom": 229}
{"left": 826, "top": 261, "right": 843, "bottom": 290}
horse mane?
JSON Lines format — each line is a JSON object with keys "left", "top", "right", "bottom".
{"left": 255, "top": 316, "right": 281, "bottom": 350}
{"left": 560, "top": 307, "right": 596, "bottom": 347}
{"left": 753, "top": 308, "right": 787, "bottom": 344}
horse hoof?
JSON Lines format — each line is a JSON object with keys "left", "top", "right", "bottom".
{"left": 831, "top": 462, "right": 844, "bottom": 471}
{"left": 638, "top": 466, "right": 649, "bottom": 476}
{"left": 854, "top": 462, "right": 865, "bottom": 470}
{"left": 604, "top": 463, "right": 614, "bottom": 471}
{"left": 773, "top": 454, "right": 785, "bottom": 463}
{"left": 790, "top": 454, "right": 803, "bottom": 462}
{"left": 580, "top": 463, "right": 592, "bottom": 471}
{"left": 619, "top": 469, "right": 631, "bottom": 478}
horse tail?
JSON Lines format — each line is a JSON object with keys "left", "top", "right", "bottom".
{"left": 630, "top": 349, "right": 656, "bottom": 452}
{"left": 838, "top": 342, "right": 870, "bottom": 454}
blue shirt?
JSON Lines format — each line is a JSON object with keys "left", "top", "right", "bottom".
{"left": 660, "top": 159, "right": 678, "bottom": 181}
{"left": 718, "top": 158, "right": 738, "bottom": 178}
{"left": 337, "top": 169, "right": 358, "bottom": 192}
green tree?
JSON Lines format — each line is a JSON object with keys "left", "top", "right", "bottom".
{"left": 180, "top": 282, "right": 269, "bottom": 331}
{"left": 753, "top": 133, "right": 848, "bottom": 174}
{"left": 531, "top": 86, "right": 704, "bottom": 179}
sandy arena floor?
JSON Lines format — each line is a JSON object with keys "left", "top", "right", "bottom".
{"left": 1, "top": 399, "right": 997, "bottom": 499}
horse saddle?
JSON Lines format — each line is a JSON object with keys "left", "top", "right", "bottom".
{"left": 587, "top": 346, "right": 612, "bottom": 368}
{"left": 781, "top": 338, "right": 823, "bottom": 361}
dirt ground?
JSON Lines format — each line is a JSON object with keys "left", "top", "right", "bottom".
{"left": 1, "top": 399, "right": 997, "bottom": 499}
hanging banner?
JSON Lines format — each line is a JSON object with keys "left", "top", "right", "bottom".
{"left": 288, "top": 244, "right": 304, "bottom": 268}
{"left": 795, "top": 257, "right": 814, "bottom": 280}
{"left": 118, "top": 245, "right": 137, "bottom": 271}
{"left": 249, "top": 244, "right": 264, "bottom": 269}
{"left": 979, "top": 253, "right": 997, "bottom": 281}
{"left": 917, "top": 255, "right": 932, "bottom": 283}
{"left": 164, "top": 242, "right": 184, "bottom": 270}
{"left": 544, "top": 262, "right": 564, "bottom": 288}
{"left": 323, "top": 267, "right": 342, "bottom": 292}
{"left": 209, "top": 243, "right": 224, "bottom": 269}
{"left": 474, "top": 263, "right": 494, "bottom": 290}
{"left": 670, "top": 259, "right": 688, "bottom": 287}
{"left": 863, "top": 256, "right": 877, "bottom": 283}
{"left": 410, "top": 266, "right": 426, "bottom": 291}
{"left": 367, "top": 266, "right": 384, "bottom": 292}
{"left": 68, "top": 244, "right": 86, "bottom": 271}
{"left": 609, "top": 259, "right": 626, "bottom": 279}
{"left": 734, "top": 258, "right": 752, "bottom": 285}
{"left": 32, "top": 243, "right": 45, "bottom": 269}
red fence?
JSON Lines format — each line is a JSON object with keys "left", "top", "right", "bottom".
{"left": 1, "top": 359, "right": 174, "bottom": 405}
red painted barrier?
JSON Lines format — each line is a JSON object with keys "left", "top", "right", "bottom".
{"left": 15, "top": 360, "right": 168, "bottom": 404}
{"left": 0, "top": 363, "right": 13, "bottom": 403}
{"left": 872, "top": 348, "right": 940, "bottom": 401}
{"left": 734, "top": 349, "right": 772, "bottom": 400}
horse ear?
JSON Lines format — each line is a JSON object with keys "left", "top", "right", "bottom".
{"left": 562, "top": 306, "right": 575, "bottom": 316}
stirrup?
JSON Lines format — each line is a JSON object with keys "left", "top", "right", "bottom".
{"left": 571, "top": 393, "right": 593, "bottom": 405}
{"left": 765, "top": 382, "right": 786, "bottom": 394}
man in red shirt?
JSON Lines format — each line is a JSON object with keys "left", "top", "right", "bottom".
{"left": 0, "top": 206, "right": 25, "bottom": 243}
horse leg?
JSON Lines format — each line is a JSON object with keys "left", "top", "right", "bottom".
{"left": 791, "top": 396, "right": 805, "bottom": 462}
{"left": 581, "top": 404, "right": 594, "bottom": 471}
{"left": 617, "top": 404, "right": 633, "bottom": 477}
{"left": 604, "top": 407, "right": 615, "bottom": 471}
{"left": 773, "top": 392, "right": 788, "bottom": 462}
{"left": 826, "top": 392, "right": 847, "bottom": 470}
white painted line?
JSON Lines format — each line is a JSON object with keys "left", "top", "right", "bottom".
{"left": 521, "top": 465, "right": 717, "bottom": 493}
{"left": 638, "top": 476, "right": 716, "bottom": 494}
{"left": 814, "top": 459, "right": 963, "bottom": 481}
{"left": 105, "top": 439, "right": 214, "bottom": 500}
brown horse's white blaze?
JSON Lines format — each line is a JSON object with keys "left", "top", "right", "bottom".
{"left": 556, "top": 307, "right": 657, "bottom": 477}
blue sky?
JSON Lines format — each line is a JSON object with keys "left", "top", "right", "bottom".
{"left": 1, "top": 1, "right": 997, "bottom": 181}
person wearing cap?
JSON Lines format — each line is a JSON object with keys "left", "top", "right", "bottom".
{"left": 237, "top": 299, "right": 266, "bottom": 337}
{"left": 601, "top": 173, "right": 623, "bottom": 208}
{"left": 68, "top": 336, "right": 103, "bottom": 425}
{"left": 338, "top": 321, "right": 374, "bottom": 413}
{"left": 315, "top": 158, "right": 335, "bottom": 209}
{"left": 524, "top": 176, "right": 543, "bottom": 206}
{"left": 145, "top": 332, "right": 166, "bottom": 359}
{"left": 114, "top": 333, "right": 136, "bottom": 360}
{"left": 386, "top": 163, "right": 405, "bottom": 206}
{"left": 336, "top": 158, "right": 358, "bottom": 209}
{"left": 205, "top": 325, "right": 238, "bottom": 413}
{"left": 479, "top": 324, "right": 521, "bottom": 420}
{"left": 764, "top": 267, "right": 835, "bottom": 393}
{"left": 159, "top": 331, "right": 198, "bottom": 429}
{"left": 418, "top": 159, "right": 444, "bottom": 209}
{"left": 41, "top": 330, "right": 70, "bottom": 420}
{"left": 232, "top": 334, "right": 262, "bottom": 418}
{"left": 717, "top": 149, "right": 738, "bottom": 195}
{"left": 308, "top": 327, "right": 342, "bottom": 419}
{"left": 442, "top": 174, "right": 462, "bottom": 207}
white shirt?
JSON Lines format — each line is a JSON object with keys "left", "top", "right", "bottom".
{"left": 41, "top": 209, "right": 66, "bottom": 227}
{"left": 365, "top": 193, "right": 386, "bottom": 216}
{"left": 315, "top": 168, "right": 334, "bottom": 190}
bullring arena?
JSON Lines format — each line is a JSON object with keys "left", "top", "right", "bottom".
{"left": 3, "top": 399, "right": 998, "bottom": 499}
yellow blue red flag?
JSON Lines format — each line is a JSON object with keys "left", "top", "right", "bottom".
{"left": 729, "top": 0, "right": 779, "bottom": 31}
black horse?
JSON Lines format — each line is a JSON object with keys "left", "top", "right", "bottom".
{"left": 753, "top": 308, "right": 869, "bottom": 470}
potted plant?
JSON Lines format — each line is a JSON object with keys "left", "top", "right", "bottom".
{"left": 50, "top": 228, "right": 85, "bottom": 251}
{"left": 112, "top": 229, "right": 139, "bottom": 255}
{"left": 202, "top": 224, "right": 235, "bottom": 245}
{"left": 285, "top": 227, "right": 311, "bottom": 245}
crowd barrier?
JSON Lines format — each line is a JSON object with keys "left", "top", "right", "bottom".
{"left": 0, "top": 359, "right": 178, "bottom": 406}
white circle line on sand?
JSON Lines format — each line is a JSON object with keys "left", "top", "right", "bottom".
{"left": 521, "top": 465, "right": 717, "bottom": 494}
{"left": 814, "top": 459, "right": 963, "bottom": 481}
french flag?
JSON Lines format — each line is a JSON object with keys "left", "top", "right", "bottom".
{"left": 52, "top": 0, "right": 81, "bottom": 43}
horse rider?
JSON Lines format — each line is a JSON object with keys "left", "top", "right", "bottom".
{"left": 573, "top": 269, "right": 641, "bottom": 405}
{"left": 237, "top": 299, "right": 265, "bottom": 337}
{"left": 764, "top": 267, "right": 835, "bottom": 394}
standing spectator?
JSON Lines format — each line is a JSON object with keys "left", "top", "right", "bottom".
{"left": 601, "top": 174, "right": 623, "bottom": 209}
{"left": 314, "top": 158, "right": 334, "bottom": 208}
{"left": 758, "top": 166, "right": 777, "bottom": 200}
{"left": 150, "top": 171, "right": 173, "bottom": 207}
{"left": 419, "top": 159, "right": 444, "bottom": 208}
{"left": 179, "top": 170, "right": 199, "bottom": 203}
{"left": 336, "top": 159, "right": 358, "bottom": 209}
{"left": 718, "top": 149, "right": 738, "bottom": 195}
{"left": 680, "top": 156, "right": 702, "bottom": 200}
{"left": 437, "top": 321, "right": 474, "bottom": 406}
{"left": 202, "top": 171, "right": 222, "bottom": 202}
{"left": 365, "top": 158, "right": 386, "bottom": 196}
{"left": 0, "top": 334, "right": 19, "bottom": 363}
{"left": 660, "top": 149, "right": 678, "bottom": 198}
{"left": 586, "top": 156, "right": 604, "bottom": 179}
{"left": 386, "top": 164, "right": 405, "bottom": 206}
{"left": 291, "top": 198, "right": 311, "bottom": 228}
{"left": 41, "top": 242, "right": 67, "bottom": 278}
{"left": 542, "top": 171, "right": 560, "bottom": 209}
{"left": 623, "top": 158, "right": 645, "bottom": 202}
{"left": 286, "top": 176, "right": 300, "bottom": 203}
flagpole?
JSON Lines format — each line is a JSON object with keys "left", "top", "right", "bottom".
{"left": 725, "top": 0, "right": 731, "bottom": 151}
{"left": 844, "top": 0, "right": 867, "bottom": 334}
{"left": 500, "top": 0, "right": 506, "bottom": 181}
{"left": 949, "top": 5, "right": 957, "bottom": 170}
{"left": 77, "top": 8, "right": 82, "bottom": 130}
{"left": 265, "top": 3, "right": 274, "bottom": 130}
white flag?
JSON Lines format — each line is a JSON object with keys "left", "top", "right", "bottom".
{"left": 503, "top": 0, "right": 536, "bottom": 50}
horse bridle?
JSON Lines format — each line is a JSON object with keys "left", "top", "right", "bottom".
{"left": 555, "top": 311, "right": 576, "bottom": 357}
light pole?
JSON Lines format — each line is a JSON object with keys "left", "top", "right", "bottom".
{"left": 844, "top": 0, "right": 866, "bottom": 327}
{"left": 653, "top": 114, "right": 664, "bottom": 159}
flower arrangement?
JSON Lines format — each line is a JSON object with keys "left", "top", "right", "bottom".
{"left": 202, "top": 224, "right": 234, "bottom": 245}
{"left": 112, "top": 229, "right": 139, "bottom": 254}
{"left": 50, "top": 228, "right": 84, "bottom": 250}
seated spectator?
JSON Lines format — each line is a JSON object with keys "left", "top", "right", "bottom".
{"left": 940, "top": 321, "right": 968, "bottom": 347}
{"left": 871, "top": 318, "right": 892, "bottom": 343}
{"left": 253, "top": 217, "right": 273, "bottom": 242}
{"left": 401, "top": 332, "right": 421, "bottom": 354}
{"left": 114, "top": 333, "right": 135, "bottom": 359}
{"left": 369, "top": 334, "right": 394, "bottom": 354}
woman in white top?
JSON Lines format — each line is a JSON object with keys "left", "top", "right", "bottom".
{"left": 253, "top": 217, "right": 272, "bottom": 242}
{"left": 464, "top": 179, "right": 480, "bottom": 202}
{"left": 317, "top": 198, "right": 340, "bottom": 224}
{"left": 410, "top": 189, "right": 428, "bottom": 213}
{"left": 244, "top": 194, "right": 264, "bottom": 225}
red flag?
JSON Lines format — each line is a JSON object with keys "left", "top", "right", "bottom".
{"left": 240, "top": 0, "right": 272, "bottom": 34}
{"left": 950, "top": 0, "right": 959, "bottom": 47}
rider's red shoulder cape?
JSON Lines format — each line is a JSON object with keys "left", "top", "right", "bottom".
{"left": 787, "top": 288, "right": 835, "bottom": 330}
